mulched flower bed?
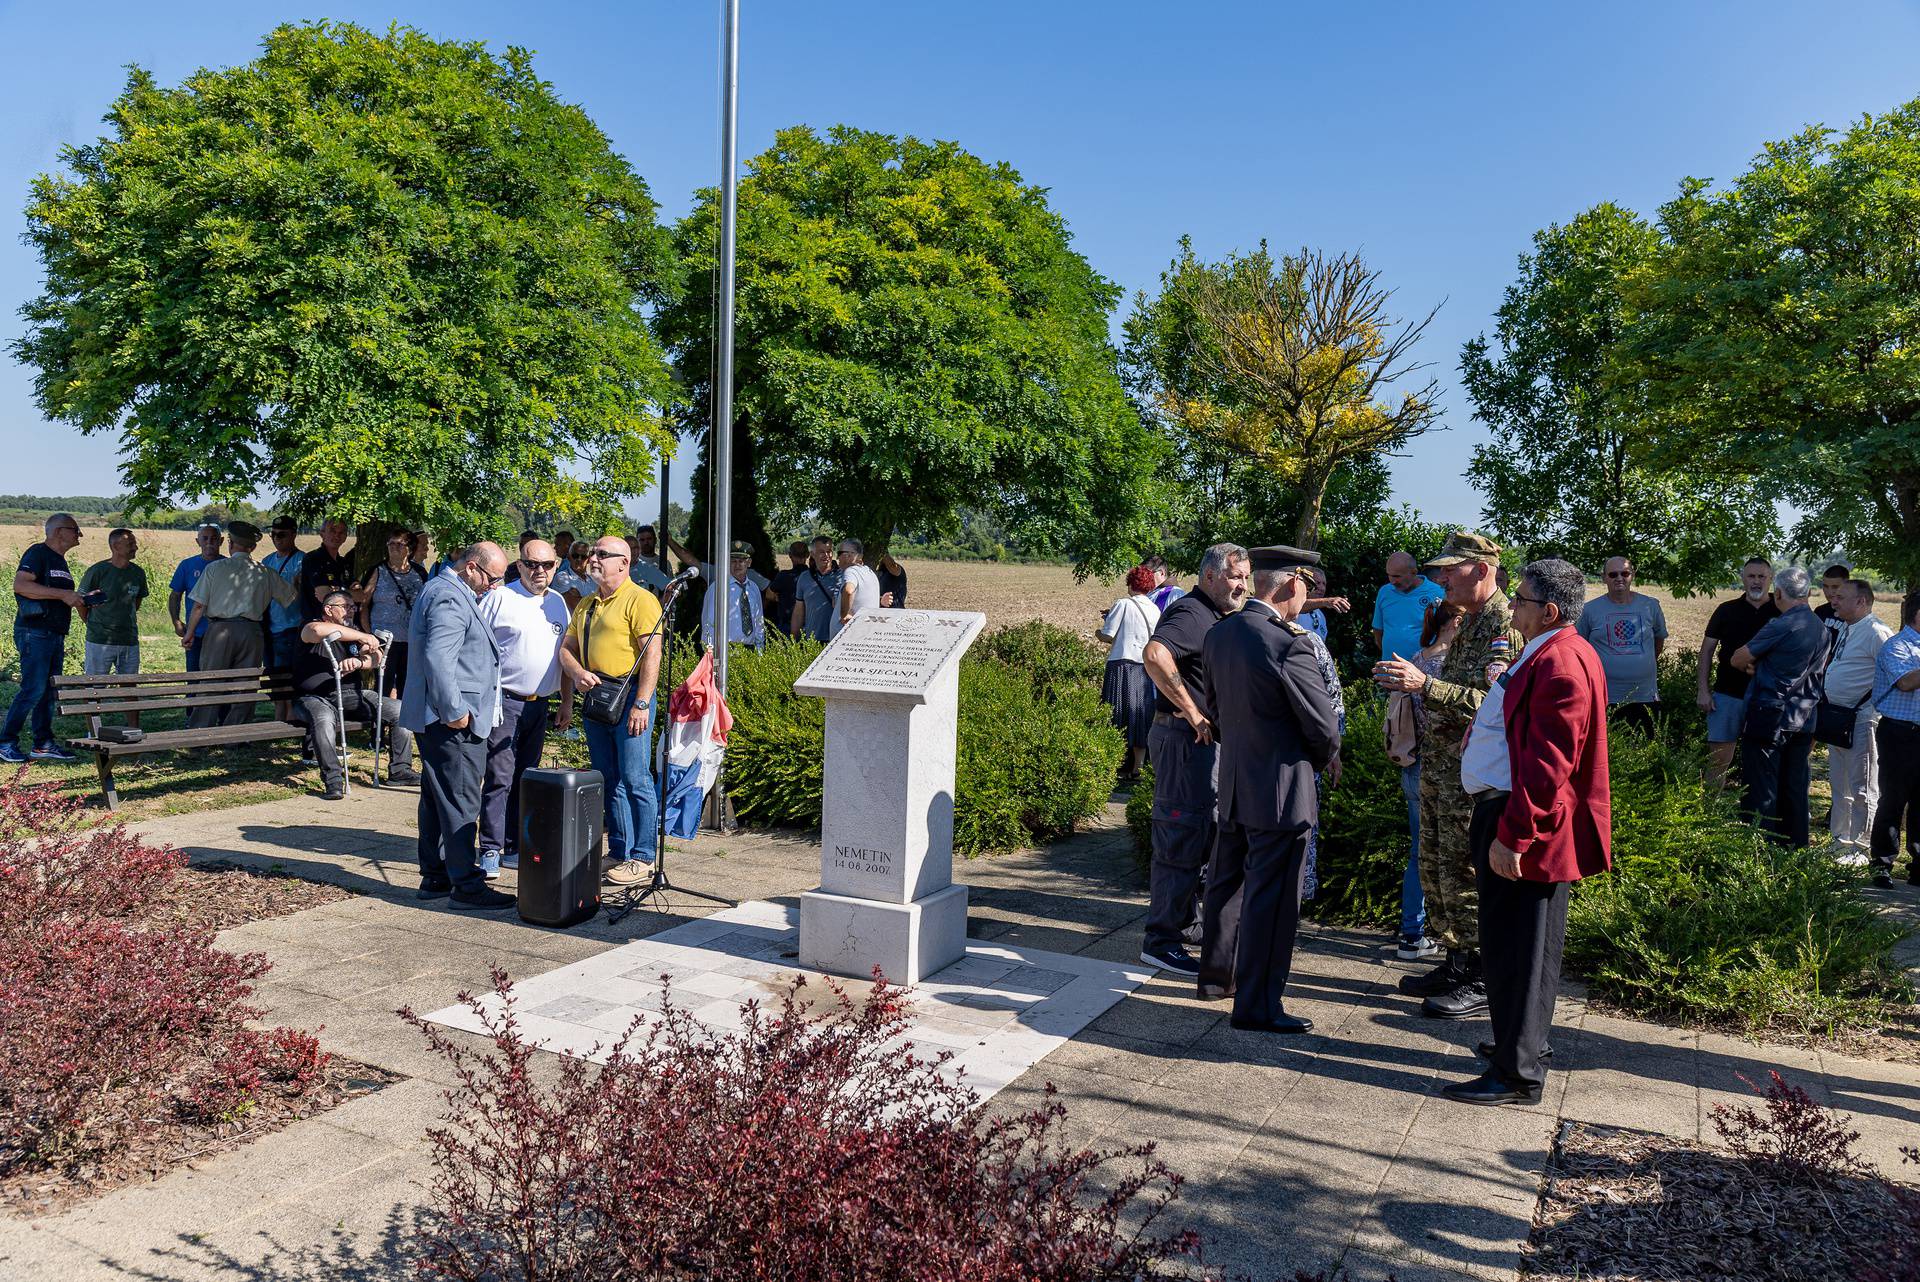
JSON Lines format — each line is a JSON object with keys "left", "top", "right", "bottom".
{"left": 1525, "top": 1119, "right": 1910, "bottom": 1281}
{"left": 148, "top": 858, "right": 353, "bottom": 933}
{"left": 0, "top": 1058, "right": 400, "bottom": 1220}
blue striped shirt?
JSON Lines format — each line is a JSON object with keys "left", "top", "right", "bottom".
{"left": 1872, "top": 626, "right": 1920, "bottom": 724}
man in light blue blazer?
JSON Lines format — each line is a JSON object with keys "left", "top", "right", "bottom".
{"left": 401, "top": 542, "right": 514, "bottom": 908}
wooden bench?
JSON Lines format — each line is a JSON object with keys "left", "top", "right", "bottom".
{"left": 53, "top": 667, "right": 304, "bottom": 810}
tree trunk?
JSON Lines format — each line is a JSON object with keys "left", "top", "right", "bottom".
{"left": 1291, "top": 465, "right": 1333, "bottom": 551}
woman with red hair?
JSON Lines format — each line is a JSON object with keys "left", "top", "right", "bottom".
{"left": 1098, "top": 565, "right": 1164, "bottom": 781}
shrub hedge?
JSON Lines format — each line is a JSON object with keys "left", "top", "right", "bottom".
{"left": 722, "top": 624, "right": 1121, "bottom": 857}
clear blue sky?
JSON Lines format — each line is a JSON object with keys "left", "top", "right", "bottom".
{"left": 2, "top": 0, "right": 1917, "bottom": 526}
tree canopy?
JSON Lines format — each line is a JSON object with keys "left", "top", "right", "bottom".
{"left": 1631, "top": 101, "right": 1920, "bottom": 585}
{"left": 14, "top": 21, "right": 677, "bottom": 541}
{"left": 1123, "top": 241, "right": 1440, "bottom": 550}
{"left": 1461, "top": 203, "right": 1777, "bottom": 592}
{"left": 654, "top": 124, "right": 1164, "bottom": 575}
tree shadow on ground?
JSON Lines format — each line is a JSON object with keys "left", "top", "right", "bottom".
{"left": 92, "top": 1205, "right": 426, "bottom": 1282}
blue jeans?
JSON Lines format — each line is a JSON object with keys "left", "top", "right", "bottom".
{"left": 582, "top": 687, "right": 659, "bottom": 863}
{"left": 3, "top": 626, "right": 65, "bottom": 750}
{"left": 1399, "top": 762, "right": 1426, "bottom": 941}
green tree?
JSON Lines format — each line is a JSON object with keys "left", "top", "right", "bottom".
{"left": 1632, "top": 101, "right": 1920, "bottom": 585}
{"left": 655, "top": 125, "right": 1165, "bottom": 576}
{"left": 1123, "top": 241, "right": 1440, "bottom": 550}
{"left": 1461, "top": 204, "right": 1777, "bottom": 591}
{"left": 14, "top": 22, "right": 677, "bottom": 543}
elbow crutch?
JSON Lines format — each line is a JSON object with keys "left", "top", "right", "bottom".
{"left": 319, "top": 635, "right": 351, "bottom": 798}
{"left": 371, "top": 629, "right": 394, "bottom": 786}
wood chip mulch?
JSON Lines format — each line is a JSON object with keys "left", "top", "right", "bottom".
{"left": 0, "top": 1058, "right": 402, "bottom": 1220}
{"left": 1524, "top": 1121, "right": 1906, "bottom": 1281}
{"left": 143, "top": 858, "right": 353, "bottom": 933}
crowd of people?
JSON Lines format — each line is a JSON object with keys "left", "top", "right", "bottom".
{"left": 2, "top": 513, "right": 914, "bottom": 911}
{"left": 1106, "top": 534, "right": 1920, "bottom": 1106}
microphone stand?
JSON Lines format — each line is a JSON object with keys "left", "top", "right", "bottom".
{"left": 605, "top": 571, "right": 736, "bottom": 925}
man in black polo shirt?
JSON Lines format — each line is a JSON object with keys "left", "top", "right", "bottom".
{"left": 296, "top": 590, "right": 417, "bottom": 800}
{"left": 1697, "top": 557, "right": 1779, "bottom": 789}
{"left": 1137, "top": 542, "right": 1250, "bottom": 974}
{"left": 2, "top": 513, "right": 85, "bottom": 763}
{"left": 299, "top": 518, "right": 355, "bottom": 622}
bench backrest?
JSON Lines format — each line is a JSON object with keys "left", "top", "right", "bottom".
{"left": 53, "top": 667, "right": 296, "bottom": 720}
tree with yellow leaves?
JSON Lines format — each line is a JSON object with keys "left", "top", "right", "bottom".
{"left": 1123, "top": 240, "right": 1441, "bottom": 549}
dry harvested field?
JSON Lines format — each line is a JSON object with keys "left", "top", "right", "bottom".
{"left": 0, "top": 524, "right": 1902, "bottom": 645}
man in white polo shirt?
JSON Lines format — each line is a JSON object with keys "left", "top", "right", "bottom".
{"left": 475, "top": 538, "right": 571, "bottom": 876}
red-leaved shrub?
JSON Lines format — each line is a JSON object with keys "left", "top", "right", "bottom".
{"left": 0, "top": 773, "right": 328, "bottom": 1168}
{"left": 1708, "top": 1069, "right": 1871, "bottom": 1181}
{"left": 405, "top": 969, "right": 1205, "bottom": 1281}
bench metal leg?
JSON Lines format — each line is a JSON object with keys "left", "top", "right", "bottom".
{"left": 94, "top": 752, "right": 119, "bottom": 811}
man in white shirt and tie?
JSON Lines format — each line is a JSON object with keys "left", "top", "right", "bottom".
{"left": 701, "top": 541, "right": 766, "bottom": 652}
{"left": 1824, "top": 578, "right": 1894, "bottom": 865}
{"left": 474, "top": 538, "right": 571, "bottom": 875}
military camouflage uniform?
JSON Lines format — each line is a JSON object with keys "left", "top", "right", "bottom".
{"left": 1417, "top": 591, "right": 1522, "bottom": 950}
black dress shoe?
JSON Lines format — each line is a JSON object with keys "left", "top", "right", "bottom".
{"left": 451, "top": 885, "right": 517, "bottom": 910}
{"left": 1196, "top": 983, "right": 1232, "bottom": 1002}
{"left": 1398, "top": 954, "right": 1460, "bottom": 997}
{"left": 1874, "top": 874, "right": 1896, "bottom": 890}
{"left": 1230, "top": 1012, "right": 1314, "bottom": 1035}
{"left": 386, "top": 769, "right": 421, "bottom": 786}
{"left": 1477, "top": 1039, "right": 1553, "bottom": 1061}
{"left": 1423, "top": 980, "right": 1490, "bottom": 1019}
{"left": 416, "top": 878, "right": 453, "bottom": 899}
{"left": 1441, "top": 1071, "right": 1541, "bottom": 1106}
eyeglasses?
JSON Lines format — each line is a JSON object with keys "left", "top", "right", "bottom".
{"left": 1604, "top": 571, "right": 1632, "bottom": 579}
{"left": 586, "top": 550, "right": 628, "bottom": 562}
{"left": 520, "top": 558, "right": 558, "bottom": 571}
{"left": 1511, "top": 593, "right": 1546, "bottom": 607}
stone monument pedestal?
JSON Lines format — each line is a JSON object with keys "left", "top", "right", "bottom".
{"left": 792, "top": 609, "right": 986, "bottom": 984}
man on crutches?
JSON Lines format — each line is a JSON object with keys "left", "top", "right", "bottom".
{"left": 297, "top": 591, "right": 419, "bottom": 801}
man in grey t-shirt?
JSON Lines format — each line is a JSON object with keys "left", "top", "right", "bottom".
{"left": 791, "top": 536, "right": 843, "bottom": 642}
{"left": 1575, "top": 556, "right": 1668, "bottom": 733}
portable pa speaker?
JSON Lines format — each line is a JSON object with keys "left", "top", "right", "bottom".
{"left": 517, "top": 767, "right": 605, "bottom": 927}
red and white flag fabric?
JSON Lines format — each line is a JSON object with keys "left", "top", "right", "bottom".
{"left": 662, "top": 649, "right": 733, "bottom": 839}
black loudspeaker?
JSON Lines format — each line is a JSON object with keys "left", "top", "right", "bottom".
{"left": 517, "top": 767, "right": 605, "bottom": 927}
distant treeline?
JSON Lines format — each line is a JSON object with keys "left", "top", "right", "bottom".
{"left": 0, "top": 496, "right": 283, "bottom": 532}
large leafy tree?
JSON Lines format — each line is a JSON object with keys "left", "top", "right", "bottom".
{"left": 1123, "top": 241, "right": 1440, "bottom": 550}
{"left": 14, "top": 22, "right": 677, "bottom": 541}
{"left": 655, "top": 125, "right": 1165, "bottom": 576}
{"left": 1631, "top": 101, "right": 1920, "bottom": 585}
{"left": 1460, "top": 204, "right": 1777, "bottom": 591}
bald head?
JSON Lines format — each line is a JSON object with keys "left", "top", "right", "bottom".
{"left": 588, "top": 535, "right": 633, "bottom": 595}
{"left": 518, "top": 539, "right": 558, "bottom": 594}
{"left": 453, "top": 541, "right": 508, "bottom": 597}
{"left": 1385, "top": 550, "right": 1420, "bottom": 592}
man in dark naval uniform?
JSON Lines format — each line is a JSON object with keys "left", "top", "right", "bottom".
{"left": 1139, "top": 542, "right": 1251, "bottom": 975}
{"left": 1198, "top": 545, "right": 1342, "bottom": 1033}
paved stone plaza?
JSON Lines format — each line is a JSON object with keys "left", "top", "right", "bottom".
{"left": 3, "top": 786, "right": 1917, "bottom": 1281}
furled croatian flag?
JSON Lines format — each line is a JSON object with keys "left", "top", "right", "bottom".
{"left": 662, "top": 649, "right": 734, "bottom": 839}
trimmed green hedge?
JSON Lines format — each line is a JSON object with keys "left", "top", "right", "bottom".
{"left": 723, "top": 625, "right": 1122, "bottom": 857}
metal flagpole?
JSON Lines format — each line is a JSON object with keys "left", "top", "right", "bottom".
{"left": 710, "top": 0, "right": 739, "bottom": 690}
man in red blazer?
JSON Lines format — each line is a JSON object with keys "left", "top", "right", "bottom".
{"left": 1443, "top": 558, "right": 1611, "bottom": 1106}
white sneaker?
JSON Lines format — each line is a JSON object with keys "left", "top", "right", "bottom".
{"left": 1835, "top": 849, "right": 1869, "bottom": 868}
{"left": 1396, "top": 935, "right": 1441, "bottom": 961}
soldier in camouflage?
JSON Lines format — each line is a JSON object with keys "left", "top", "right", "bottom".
{"left": 1373, "top": 531, "right": 1523, "bottom": 1018}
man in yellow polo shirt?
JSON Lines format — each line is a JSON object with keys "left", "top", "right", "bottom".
{"left": 558, "top": 535, "right": 664, "bottom": 885}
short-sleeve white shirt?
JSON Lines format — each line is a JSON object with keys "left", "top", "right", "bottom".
{"left": 1101, "top": 594, "right": 1162, "bottom": 663}
{"left": 477, "top": 582, "right": 570, "bottom": 698}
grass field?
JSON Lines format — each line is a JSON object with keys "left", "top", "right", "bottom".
{"left": 0, "top": 521, "right": 1907, "bottom": 818}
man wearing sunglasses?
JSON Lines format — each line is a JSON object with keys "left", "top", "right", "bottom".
{"left": 399, "top": 541, "right": 514, "bottom": 909}
{"left": 558, "top": 536, "right": 665, "bottom": 886}
{"left": 1575, "top": 556, "right": 1668, "bottom": 735}
{"left": 474, "top": 539, "right": 572, "bottom": 876}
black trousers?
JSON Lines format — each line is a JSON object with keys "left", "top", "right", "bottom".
{"left": 479, "top": 696, "right": 550, "bottom": 855}
{"left": 1610, "top": 701, "right": 1659, "bottom": 736}
{"left": 1741, "top": 729, "right": 1814, "bottom": 847}
{"left": 1472, "top": 790, "right": 1566, "bottom": 1094}
{"left": 1199, "top": 819, "right": 1310, "bottom": 1025}
{"left": 190, "top": 619, "right": 265, "bottom": 728}
{"left": 1145, "top": 718, "right": 1215, "bottom": 953}
{"left": 418, "top": 721, "right": 487, "bottom": 892}
{"left": 1872, "top": 717, "right": 1920, "bottom": 875}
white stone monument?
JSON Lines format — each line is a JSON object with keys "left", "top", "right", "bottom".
{"left": 793, "top": 608, "right": 986, "bottom": 984}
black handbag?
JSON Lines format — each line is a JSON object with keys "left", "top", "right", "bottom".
{"left": 1812, "top": 694, "right": 1868, "bottom": 750}
{"left": 579, "top": 598, "right": 643, "bottom": 726}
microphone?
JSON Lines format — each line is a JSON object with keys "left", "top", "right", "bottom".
{"left": 665, "top": 565, "right": 701, "bottom": 586}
